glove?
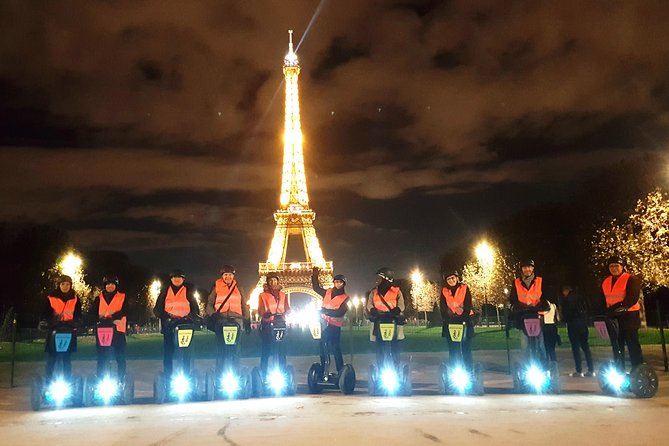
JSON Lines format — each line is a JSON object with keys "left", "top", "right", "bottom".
{"left": 263, "top": 312, "right": 272, "bottom": 319}
{"left": 369, "top": 308, "right": 379, "bottom": 317}
{"left": 607, "top": 303, "right": 626, "bottom": 316}
{"left": 390, "top": 307, "right": 401, "bottom": 316}
{"left": 244, "top": 320, "right": 252, "bottom": 335}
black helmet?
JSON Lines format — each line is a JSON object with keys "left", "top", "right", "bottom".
{"left": 607, "top": 255, "right": 625, "bottom": 266}
{"left": 520, "top": 259, "right": 535, "bottom": 267}
{"left": 57, "top": 275, "right": 73, "bottom": 285}
{"left": 376, "top": 267, "right": 394, "bottom": 282}
{"left": 169, "top": 269, "right": 186, "bottom": 278}
{"left": 266, "top": 273, "right": 280, "bottom": 283}
{"left": 443, "top": 270, "right": 460, "bottom": 280}
{"left": 102, "top": 276, "right": 119, "bottom": 286}
{"left": 333, "top": 274, "right": 347, "bottom": 285}
{"left": 221, "top": 265, "right": 236, "bottom": 274}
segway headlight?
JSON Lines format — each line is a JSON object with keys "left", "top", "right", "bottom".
{"left": 221, "top": 372, "right": 240, "bottom": 397}
{"left": 380, "top": 367, "right": 400, "bottom": 394}
{"left": 525, "top": 365, "right": 547, "bottom": 391}
{"left": 605, "top": 367, "right": 626, "bottom": 392}
{"left": 96, "top": 376, "right": 119, "bottom": 403}
{"left": 449, "top": 366, "right": 471, "bottom": 393}
{"left": 268, "top": 368, "right": 286, "bottom": 394}
{"left": 171, "top": 373, "right": 191, "bottom": 400}
{"left": 47, "top": 378, "right": 71, "bottom": 405}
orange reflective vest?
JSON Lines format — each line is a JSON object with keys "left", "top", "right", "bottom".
{"left": 214, "top": 279, "right": 243, "bottom": 315}
{"left": 165, "top": 286, "right": 191, "bottom": 318}
{"left": 373, "top": 287, "right": 400, "bottom": 312}
{"left": 602, "top": 273, "right": 640, "bottom": 312}
{"left": 442, "top": 284, "right": 474, "bottom": 316}
{"left": 48, "top": 295, "right": 78, "bottom": 322}
{"left": 321, "top": 289, "right": 348, "bottom": 327}
{"left": 260, "top": 290, "right": 287, "bottom": 322}
{"left": 515, "top": 277, "right": 543, "bottom": 307}
{"left": 98, "top": 292, "right": 127, "bottom": 333}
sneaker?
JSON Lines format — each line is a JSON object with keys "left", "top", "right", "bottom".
{"left": 583, "top": 371, "right": 596, "bottom": 377}
{"left": 569, "top": 372, "right": 584, "bottom": 377}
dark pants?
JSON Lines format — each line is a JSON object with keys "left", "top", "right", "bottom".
{"left": 163, "top": 333, "right": 191, "bottom": 378}
{"left": 375, "top": 340, "right": 401, "bottom": 369}
{"left": 215, "top": 331, "right": 240, "bottom": 376}
{"left": 320, "top": 324, "right": 344, "bottom": 373}
{"left": 260, "top": 324, "right": 286, "bottom": 375}
{"left": 609, "top": 312, "right": 644, "bottom": 367}
{"left": 444, "top": 324, "right": 474, "bottom": 370}
{"left": 96, "top": 332, "right": 127, "bottom": 378}
{"left": 543, "top": 324, "right": 558, "bottom": 362}
{"left": 567, "top": 320, "right": 593, "bottom": 373}
{"left": 46, "top": 352, "right": 71, "bottom": 381}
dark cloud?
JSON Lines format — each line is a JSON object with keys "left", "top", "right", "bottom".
{"left": 311, "top": 37, "right": 370, "bottom": 80}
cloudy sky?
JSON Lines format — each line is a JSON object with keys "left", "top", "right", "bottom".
{"left": 2, "top": 0, "right": 668, "bottom": 294}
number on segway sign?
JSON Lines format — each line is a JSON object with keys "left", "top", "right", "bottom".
{"left": 448, "top": 324, "right": 464, "bottom": 342}
{"left": 54, "top": 333, "right": 72, "bottom": 353}
{"left": 97, "top": 327, "right": 114, "bottom": 347}
{"left": 379, "top": 323, "right": 395, "bottom": 341}
{"left": 223, "top": 326, "right": 238, "bottom": 345}
{"left": 177, "top": 329, "right": 193, "bottom": 347}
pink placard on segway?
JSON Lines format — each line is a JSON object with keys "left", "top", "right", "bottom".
{"left": 594, "top": 320, "right": 609, "bottom": 340}
{"left": 97, "top": 327, "right": 114, "bottom": 346}
{"left": 523, "top": 318, "right": 541, "bottom": 337}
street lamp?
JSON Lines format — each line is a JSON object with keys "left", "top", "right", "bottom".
{"left": 475, "top": 241, "right": 495, "bottom": 326}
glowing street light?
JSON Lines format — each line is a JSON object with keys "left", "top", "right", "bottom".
{"left": 58, "top": 252, "right": 82, "bottom": 277}
{"left": 475, "top": 241, "right": 494, "bottom": 267}
{"left": 411, "top": 269, "right": 423, "bottom": 285}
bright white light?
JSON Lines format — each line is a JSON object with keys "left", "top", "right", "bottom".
{"left": 380, "top": 367, "right": 399, "bottom": 394}
{"left": 194, "top": 291, "right": 201, "bottom": 303}
{"left": 286, "top": 307, "right": 320, "bottom": 328}
{"left": 352, "top": 296, "right": 360, "bottom": 307}
{"left": 475, "top": 241, "right": 494, "bottom": 267}
{"left": 221, "top": 373, "right": 240, "bottom": 397}
{"left": 605, "top": 367, "right": 626, "bottom": 392}
{"left": 411, "top": 269, "right": 423, "bottom": 284}
{"left": 525, "top": 365, "right": 547, "bottom": 391}
{"left": 268, "top": 368, "right": 286, "bottom": 394}
{"left": 59, "top": 253, "right": 82, "bottom": 277}
{"left": 449, "top": 366, "right": 471, "bottom": 393}
{"left": 171, "top": 373, "right": 191, "bottom": 400}
{"left": 48, "top": 378, "right": 71, "bottom": 404}
{"left": 97, "top": 376, "right": 118, "bottom": 403}
{"left": 149, "top": 280, "right": 161, "bottom": 306}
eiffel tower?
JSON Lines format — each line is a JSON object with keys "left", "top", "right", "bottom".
{"left": 253, "top": 31, "right": 333, "bottom": 302}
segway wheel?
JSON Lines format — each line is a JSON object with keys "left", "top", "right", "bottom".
{"left": 72, "top": 376, "right": 84, "bottom": 406}
{"left": 251, "top": 367, "right": 263, "bottom": 398}
{"left": 402, "top": 364, "right": 412, "bottom": 396}
{"left": 153, "top": 373, "right": 166, "bottom": 404}
{"left": 83, "top": 375, "right": 96, "bottom": 407}
{"left": 30, "top": 376, "right": 43, "bottom": 411}
{"left": 240, "top": 369, "right": 252, "bottom": 399}
{"left": 438, "top": 363, "right": 449, "bottom": 395}
{"left": 338, "top": 364, "right": 356, "bottom": 395}
{"left": 597, "top": 361, "right": 617, "bottom": 395}
{"left": 205, "top": 371, "right": 216, "bottom": 401}
{"left": 123, "top": 375, "right": 134, "bottom": 405}
{"left": 286, "top": 365, "right": 298, "bottom": 396}
{"left": 512, "top": 363, "right": 523, "bottom": 394}
{"left": 367, "top": 364, "right": 377, "bottom": 396}
{"left": 307, "top": 363, "right": 323, "bottom": 394}
{"left": 629, "top": 364, "right": 659, "bottom": 399}
{"left": 473, "top": 363, "right": 485, "bottom": 396}
{"left": 549, "top": 361, "right": 561, "bottom": 395}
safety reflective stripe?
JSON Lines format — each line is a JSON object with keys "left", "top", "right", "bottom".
{"left": 442, "top": 285, "right": 474, "bottom": 316}
{"left": 515, "top": 277, "right": 543, "bottom": 306}
{"left": 322, "top": 289, "right": 348, "bottom": 327}
{"left": 48, "top": 296, "right": 77, "bottom": 321}
{"left": 260, "top": 291, "right": 287, "bottom": 320}
{"left": 98, "top": 292, "right": 127, "bottom": 333}
{"left": 214, "top": 279, "right": 243, "bottom": 314}
{"left": 603, "top": 273, "right": 640, "bottom": 311}
{"left": 373, "top": 287, "right": 399, "bottom": 311}
{"left": 165, "top": 286, "right": 190, "bottom": 317}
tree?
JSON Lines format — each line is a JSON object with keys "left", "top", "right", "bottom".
{"left": 410, "top": 272, "right": 438, "bottom": 324}
{"left": 461, "top": 245, "right": 515, "bottom": 313}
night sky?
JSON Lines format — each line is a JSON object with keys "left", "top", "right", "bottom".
{"left": 2, "top": 1, "right": 669, "bottom": 296}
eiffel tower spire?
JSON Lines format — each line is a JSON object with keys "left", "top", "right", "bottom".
{"left": 253, "top": 31, "right": 333, "bottom": 302}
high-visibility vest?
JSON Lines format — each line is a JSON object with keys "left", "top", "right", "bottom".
{"left": 373, "top": 287, "right": 400, "bottom": 312}
{"left": 442, "top": 284, "right": 474, "bottom": 316}
{"left": 214, "top": 279, "right": 243, "bottom": 315}
{"left": 48, "top": 295, "right": 78, "bottom": 321}
{"left": 99, "top": 292, "right": 127, "bottom": 333}
{"left": 514, "top": 277, "right": 543, "bottom": 307}
{"left": 165, "top": 286, "right": 190, "bottom": 318}
{"left": 260, "top": 290, "right": 287, "bottom": 322}
{"left": 602, "top": 273, "right": 640, "bottom": 312}
{"left": 321, "top": 289, "right": 348, "bottom": 327}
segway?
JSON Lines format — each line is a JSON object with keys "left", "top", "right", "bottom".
{"left": 307, "top": 319, "right": 356, "bottom": 394}
{"left": 205, "top": 317, "right": 252, "bottom": 400}
{"left": 367, "top": 313, "right": 411, "bottom": 396}
{"left": 82, "top": 320, "right": 134, "bottom": 406}
{"left": 31, "top": 324, "right": 83, "bottom": 411}
{"left": 593, "top": 315, "right": 659, "bottom": 398}
{"left": 511, "top": 312, "right": 560, "bottom": 394}
{"left": 438, "top": 321, "right": 484, "bottom": 395}
{"left": 251, "top": 314, "right": 297, "bottom": 397}
{"left": 153, "top": 319, "right": 200, "bottom": 403}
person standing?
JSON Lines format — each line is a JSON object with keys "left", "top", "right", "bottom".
{"left": 601, "top": 256, "right": 644, "bottom": 368}
{"left": 509, "top": 259, "right": 549, "bottom": 357}
{"left": 90, "top": 276, "right": 128, "bottom": 379}
{"left": 439, "top": 270, "right": 474, "bottom": 369}
{"left": 542, "top": 296, "right": 560, "bottom": 364}
{"left": 559, "top": 285, "right": 594, "bottom": 377}
{"left": 257, "top": 273, "right": 291, "bottom": 376}
{"left": 312, "top": 267, "right": 350, "bottom": 375}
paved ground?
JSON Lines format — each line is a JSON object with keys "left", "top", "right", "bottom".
{"left": 1, "top": 348, "right": 668, "bottom": 445}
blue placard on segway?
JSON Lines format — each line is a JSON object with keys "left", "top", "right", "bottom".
{"left": 54, "top": 332, "right": 73, "bottom": 352}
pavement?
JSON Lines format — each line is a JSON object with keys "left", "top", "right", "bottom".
{"left": 1, "top": 348, "right": 668, "bottom": 445}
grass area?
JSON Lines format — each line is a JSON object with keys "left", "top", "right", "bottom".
{"left": 1, "top": 326, "right": 667, "bottom": 362}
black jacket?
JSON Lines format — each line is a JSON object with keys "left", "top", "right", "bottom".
{"left": 153, "top": 283, "right": 200, "bottom": 333}
{"left": 312, "top": 271, "right": 349, "bottom": 318}
{"left": 559, "top": 289, "right": 589, "bottom": 323}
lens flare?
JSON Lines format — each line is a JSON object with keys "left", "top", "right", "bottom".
{"left": 96, "top": 376, "right": 119, "bottom": 403}
{"left": 380, "top": 367, "right": 399, "bottom": 394}
{"left": 170, "top": 373, "right": 191, "bottom": 400}
{"left": 605, "top": 367, "right": 626, "bottom": 392}
{"left": 449, "top": 366, "right": 471, "bottom": 393}
{"left": 268, "top": 368, "right": 286, "bottom": 394}
{"left": 221, "top": 373, "right": 240, "bottom": 397}
{"left": 525, "top": 365, "right": 547, "bottom": 391}
{"left": 47, "top": 378, "right": 71, "bottom": 404}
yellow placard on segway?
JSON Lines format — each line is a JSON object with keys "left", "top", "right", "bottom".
{"left": 379, "top": 323, "right": 396, "bottom": 341}
{"left": 223, "top": 326, "right": 238, "bottom": 345}
{"left": 177, "top": 329, "right": 193, "bottom": 348}
{"left": 448, "top": 324, "right": 464, "bottom": 342}
{"left": 309, "top": 322, "right": 321, "bottom": 340}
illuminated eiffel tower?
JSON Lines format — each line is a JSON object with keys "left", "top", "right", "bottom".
{"left": 252, "top": 30, "right": 333, "bottom": 302}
